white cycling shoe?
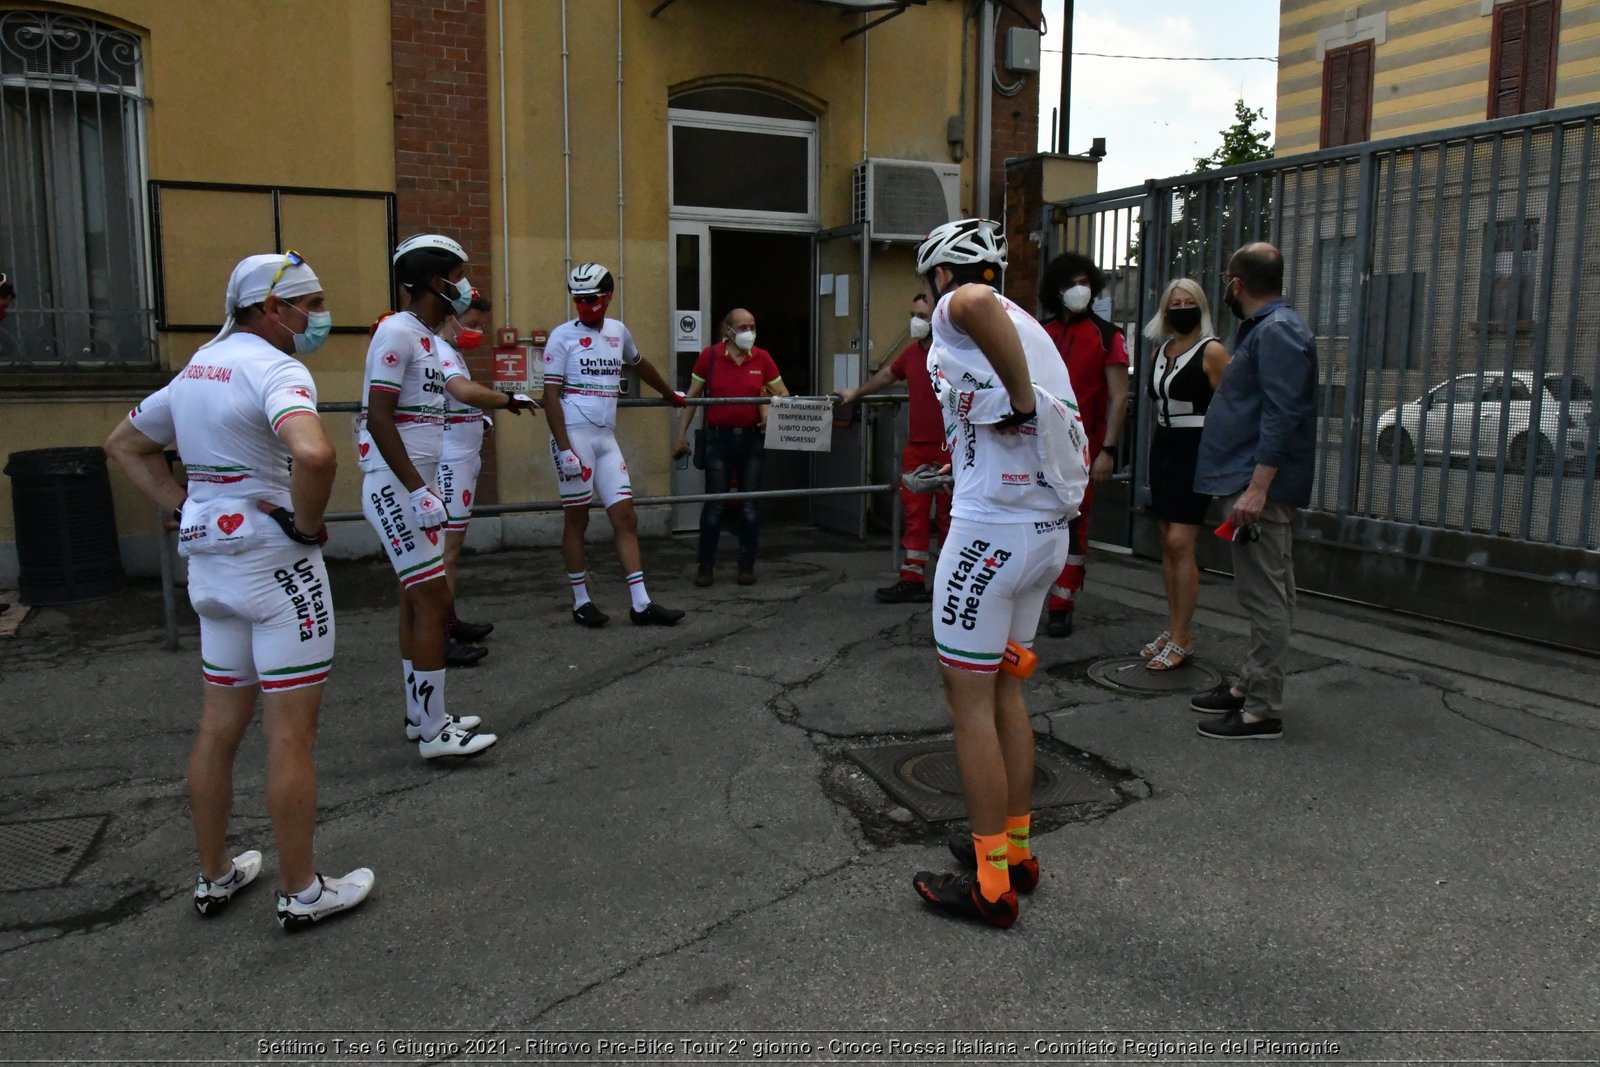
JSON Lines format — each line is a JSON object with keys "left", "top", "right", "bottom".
{"left": 405, "top": 713, "right": 482, "bottom": 741}
{"left": 275, "top": 868, "right": 376, "bottom": 931}
{"left": 418, "top": 723, "right": 498, "bottom": 760}
{"left": 193, "top": 849, "right": 263, "bottom": 917}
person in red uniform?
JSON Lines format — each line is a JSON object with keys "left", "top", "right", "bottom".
{"left": 834, "top": 293, "right": 951, "bottom": 603}
{"left": 673, "top": 307, "right": 789, "bottom": 586}
{"left": 1038, "top": 253, "right": 1130, "bottom": 637}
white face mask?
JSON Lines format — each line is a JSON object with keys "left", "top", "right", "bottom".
{"left": 908, "top": 316, "right": 931, "bottom": 340}
{"left": 732, "top": 329, "right": 756, "bottom": 351}
{"left": 1062, "top": 285, "right": 1092, "bottom": 313}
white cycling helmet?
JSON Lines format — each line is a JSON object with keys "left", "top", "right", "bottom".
{"left": 393, "top": 233, "right": 467, "bottom": 266}
{"left": 568, "top": 262, "right": 615, "bottom": 296}
{"left": 914, "top": 218, "right": 1008, "bottom": 275}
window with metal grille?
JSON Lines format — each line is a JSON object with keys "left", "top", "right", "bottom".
{"left": 1489, "top": 0, "right": 1559, "bottom": 118}
{"left": 1320, "top": 40, "right": 1374, "bottom": 150}
{"left": 1482, "top": 217, "right": 1539, "bottom": 329}
{"left": 0, "top": 10, "right": 151, "bottom": 369}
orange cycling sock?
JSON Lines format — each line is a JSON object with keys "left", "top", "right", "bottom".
{"left": 973, "top": 831, "right": 1010, "bottom": 903}
{"left": 1006, "top": 814, "right": 1032, "bottom": 865}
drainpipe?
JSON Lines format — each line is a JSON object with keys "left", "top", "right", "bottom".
{"left": 497, "top": 0, "right": 511, "bottom": 321}
{"left": 616, "top": 0, "right": 625, "bottom": 316}
{"left": 560, "top": 0, "right": 573, "bottom": 294}
{"left": 975, "top": 0, "right": 995, "bottom": 218}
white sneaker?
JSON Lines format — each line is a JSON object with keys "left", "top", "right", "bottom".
{"left": 418, "top": 724, "right": 498, "bottom": 759}
{"left": 405, "top": 713, "right": 482, "bottom": 741}
{"left": 275, "top": 868, "right": 375, "bottom": 931}
{"left": 193, "top": 849, "right": 263, "bottom": 916}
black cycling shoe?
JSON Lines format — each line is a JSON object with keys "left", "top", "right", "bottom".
{"left": 874, "top": 579, "right": 931, "bottom": 604}
{"left": 444, "top": 639, "right": 488, "bottom": 667}
{"left": 450, "top": 618, "right": 495, "bottom": 643}
{"left": 630, "top": 602, "right": 685, "bottom": 626}
{"left": 572, "top": 602, "right": 609, "bottom": 628}
{"left": 1045, "top": 609, "right": 1074, "bottom": 638}
{"left": 911, "top": 870, "right": 1018, "bottom": 928}
{"left": 947, "top": 832, "right": 1041, "bottom": 894}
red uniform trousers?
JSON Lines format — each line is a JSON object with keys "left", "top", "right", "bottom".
{"left": 899, "top": 441, "right": 952, "bottom": 584}
{"left": 1047, "top": 477, "right": 1096, "bottom": 612}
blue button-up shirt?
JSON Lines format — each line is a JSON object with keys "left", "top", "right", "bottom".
{"left": 1194, "top": 299, "right": 1319, "bottom": 507}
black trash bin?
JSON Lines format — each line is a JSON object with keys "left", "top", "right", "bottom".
{"left": 4, "top": 446, "right": 125, "bottom": 605}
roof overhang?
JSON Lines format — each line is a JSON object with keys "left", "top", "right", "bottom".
{"left": 650, "top": 0, "right": 928, "bottom": 42}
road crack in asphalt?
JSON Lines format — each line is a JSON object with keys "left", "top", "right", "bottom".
{"left": 1436, "top": 690, "right": 1600, "bottom": 767}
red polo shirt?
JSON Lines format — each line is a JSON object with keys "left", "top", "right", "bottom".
{"left": 692, "top": 343, "right": 784, "bottom": 429}
{"left": 889, "top": 339, "right": 942, "bottom": 444}
{"left": 1044, "top": 314, "right": 1129, "bottom": 449}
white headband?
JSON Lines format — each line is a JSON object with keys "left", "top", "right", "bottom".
{"left": 199, "top": 253, "right": 324, "bottom": 350}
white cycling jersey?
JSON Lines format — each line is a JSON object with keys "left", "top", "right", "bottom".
{"left": 543, "top": 316, "right": 641, "bottom": 430}
{"left": 438, "top": 337, "right": 485, "bottom": 463}
{"left": 128, "top": 332, "right": 319, "bottom": 510}
{"left": 357, "top": 311, "right": 464, "bottom": 473}
{"left": 928, "top": 287, "right": 1091, "bottom": 525}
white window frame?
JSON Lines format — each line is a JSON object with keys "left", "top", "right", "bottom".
{"left": 667, "top": 108, "right": 818, "bottom": 232}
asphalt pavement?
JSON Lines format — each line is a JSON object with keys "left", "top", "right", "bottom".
{"left": 1, "top": 527, "right": 1596, "bottom": 1063}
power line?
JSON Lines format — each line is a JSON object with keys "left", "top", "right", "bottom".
{"left": 1043, "top": 48, "right": 1278, "bottom": 62}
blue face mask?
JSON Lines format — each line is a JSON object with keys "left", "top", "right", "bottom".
{"left": 437, "top": 276, "right": 472, "bottom": 317}
{"left": 282, "top": 302, "right": 332, "bottom": 354}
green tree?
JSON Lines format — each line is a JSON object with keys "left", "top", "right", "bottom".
{"left": 1194, "top": 98, "right": 1275, "bottom": 172}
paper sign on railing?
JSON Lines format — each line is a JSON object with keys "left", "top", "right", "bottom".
{"left": 764, "top": 396, "right": 834, "bottom": 452}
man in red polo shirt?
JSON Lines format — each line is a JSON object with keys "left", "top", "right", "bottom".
{"left": 673, "top": 307, "right": 788, "bottom": 586}
{"left": 835, "top": 293, "right": 950, "bottom": 603}
{"left": 1038, "top": 253, "right": 1129, "bottom": 637}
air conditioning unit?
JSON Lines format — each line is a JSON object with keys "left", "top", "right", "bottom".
{"left": 852, "top": 158, "right": 961, "bottom": 242}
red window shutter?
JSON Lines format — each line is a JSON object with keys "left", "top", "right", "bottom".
{"left": 1491, "top": 0, "right": 1561, "bottom": 117}
{"left": 1321, "top": 41, "right": 1374, "bottom": 148}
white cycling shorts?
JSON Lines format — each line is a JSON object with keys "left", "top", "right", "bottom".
{"left": 439, "top": 454, "right": 481, "bottom": 533}
{"left": 550, "top": 423, "right": 632, "bottom": 510}
{"left": 361, "top": 465, "right": 446, "bottom": 588}
{"left": 188, "top": 544, "right": 335, "bottom": 692}
{"left": 932, "top": 516, "right": 1071, "bottom": 673}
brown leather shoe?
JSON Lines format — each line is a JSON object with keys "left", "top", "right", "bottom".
{"left": 736, "top": 564, "right": 756, "bottom": 586}
{"left": 694, "top": 569, "right": 713, "bottom": 587}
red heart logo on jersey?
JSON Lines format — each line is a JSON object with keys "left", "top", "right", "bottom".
{"left": 580, "top": 463, "right": 593, "bottom": 482}
{"left": 425, "top": 529, "right": 439, "bottom": 545}
{"left": 579, "top": 336, "right": 592, "bottom": 348}
{"left": 217, "top": 513, "right": 245, "bottom": 535}
{"left": 358, "top": 442, "right": 371, "bottom": 457}
{"left": 462, "top": 489, "right": 472, "bottom": 506}
{"left": 420, "top": 337, "right": 432, "bottom": 352}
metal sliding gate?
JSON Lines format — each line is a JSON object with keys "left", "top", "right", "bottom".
{"left": 1043, "top": 103, "right": 1600, "bottom": 648}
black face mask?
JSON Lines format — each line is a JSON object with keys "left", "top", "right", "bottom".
{"left": 1167, "top": 306, "right": 1202, "bottom": 334}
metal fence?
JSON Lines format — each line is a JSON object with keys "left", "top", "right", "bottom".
{"left": 1045, "top": 102, "right": 1600, "bottom": 575}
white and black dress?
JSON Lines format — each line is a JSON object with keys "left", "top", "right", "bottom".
{"left": 1147, "top": 334, "right": 1218, "bottom": 525}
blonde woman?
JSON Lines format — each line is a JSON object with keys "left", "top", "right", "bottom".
{"left": 1140, "top": 279, "right": 1230, "bottom": 670}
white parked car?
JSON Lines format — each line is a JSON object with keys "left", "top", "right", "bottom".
{"left": 1374, "top": 372, "right": 1595, "bottom": 474}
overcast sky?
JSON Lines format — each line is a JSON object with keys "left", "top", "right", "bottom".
{"left": 1033, "top": 0, "right": 1282, "bottom": 193}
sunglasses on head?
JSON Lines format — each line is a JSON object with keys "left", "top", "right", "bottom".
{"left": 267, "top": 250, "right": 305, "bottom": 296}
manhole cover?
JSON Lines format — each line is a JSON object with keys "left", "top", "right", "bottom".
{"left": 0, "top": 815, "right": 108, "bottom": 892}
{"left": 846, "top": 738, "right": 1116, "bottom": 823}
{"left": 1083, "top": 654, "right": 1223, "bottom": 695}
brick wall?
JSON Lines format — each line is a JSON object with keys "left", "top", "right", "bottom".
{"left": 1003, "top": 156, "right": 1045, "bottom": 312}
{"left": 390, "top": 0, "right": 499, "bottom": 502}
{"left": 983, "top": 0, "right": 1044, "bottom": 222}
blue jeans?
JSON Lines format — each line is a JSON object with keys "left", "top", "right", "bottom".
{"left": 699, "top": 426, "right": 763, "bottom": 570}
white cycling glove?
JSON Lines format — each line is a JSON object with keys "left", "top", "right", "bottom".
{"left": 409, "top": 485, "right": 448, "bottom": 530}
{"left": 557, "top": 449, "right": 585, "bottom": 479}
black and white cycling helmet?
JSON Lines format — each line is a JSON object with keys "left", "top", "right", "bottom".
{"left": 393, "top": 233, "right": 466, "bottom": 266}
{"left": 914, "top": 218, "right": 1008, "bottom": 276}
{"left": 568, "top": 262, "right": 615, "bottom": 296}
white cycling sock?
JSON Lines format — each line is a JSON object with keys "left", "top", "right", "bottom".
{"left": 568, "top": 571, "right": 591, "bottom": 608}
{"left": 293, "top": 877, "right": 322, "bottom": 904}
{"left": 626, "top": 571, "right": 649, "bottom": 612}
{"left": 403, "top": 659, "right": 418, "bottom": 726}
{"left": 412, "top": 668, "right": 449, "bottom": 741}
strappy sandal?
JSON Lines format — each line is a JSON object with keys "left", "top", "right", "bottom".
{"left": 1146, "top": 640, "right": 1193, "bottom": 671}
{"left": 1139, "top": 630, "right": 1171, "bottom": 659}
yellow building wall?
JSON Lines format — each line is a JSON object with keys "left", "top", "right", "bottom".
{"left": 1276, "top": 0, "right": 1600, "bottom": 158}
{"left": 2, "top": 0, "right": 979, "bottom": 570}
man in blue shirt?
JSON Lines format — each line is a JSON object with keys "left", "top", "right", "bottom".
{"left": 1190, "top": 243, "right": 1318, "bottom": 739}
